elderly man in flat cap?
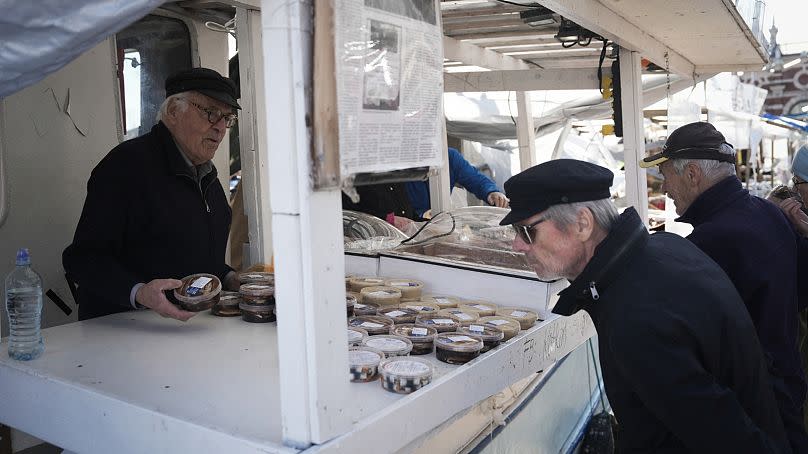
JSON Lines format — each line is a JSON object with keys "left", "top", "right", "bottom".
{"left": 641, "top": 122, "right": 808, "bottom": 453}
{"left": 64, "top": 67, "right": 240, "bottom": 321}
{"left": 501, "top": 159, "right": 789, "bottom": 453}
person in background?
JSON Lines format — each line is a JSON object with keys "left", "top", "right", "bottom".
{"left": 779, "top": 145, "right": 808, "bottom": 238}
{"left": 640, "top": 122, "right": 808, "bottom": 453}
{"left": 63, "top": 68, "right": 240, "bottom": 321}
{"left": 405, "top": 147, "right": 508, "bottom": 219}
{"left": 501, "top": 159, "right": 789, "bottom": 453}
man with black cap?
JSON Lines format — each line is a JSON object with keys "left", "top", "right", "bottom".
{"left": 501, "top": 158, "right": 789, "bottom": 453}
{"left": 64, "top": 67, "right": 241, "bottom": 321}
{"left": 641, "top": 122, "right": 808, "bottom": 452}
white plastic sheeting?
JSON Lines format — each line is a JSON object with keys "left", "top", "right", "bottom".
{"left": 0, "top": 0, "right": 164, "bottom": 98}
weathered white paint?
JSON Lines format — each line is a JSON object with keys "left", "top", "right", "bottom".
{"left": 444, "top": 68, "right": 602, "bottom": 92}
{"left": 429, "top": 122, "right": 453, "bottom": 215}
{"left": 620, "top": 48, "right": 649, "bottom": 223}
{"left": 442, "top": 36, "right": 531, "bottom": 71}
{"left": 516, "top": 91, "right": 536, "bottom": 171}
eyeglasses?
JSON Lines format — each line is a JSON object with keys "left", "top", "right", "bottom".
{"left": 188, "top": 101, "right": 237, "bottom": 128}
{"left": 512, "top": 217, "right": 548, "bottom": 244}
{"left": 793, "top": 176, "right": 807, "bottom": 186}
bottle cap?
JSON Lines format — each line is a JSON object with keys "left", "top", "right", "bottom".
{"left": 15, "top": 248, "right": 30, "bottom": 266}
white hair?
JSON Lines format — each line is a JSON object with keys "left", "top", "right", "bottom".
{"left": 543, "top": 198, "right": 619, "bottom": 232}
{"left": 156, "top": 92, "right": 191, "bottom": 122}
{"left": 671, "top": 143, "right": 736, "bottom": 183}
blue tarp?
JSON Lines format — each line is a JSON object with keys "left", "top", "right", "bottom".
{"left": 761, "top": 112, "right": 808, "bottom": 132}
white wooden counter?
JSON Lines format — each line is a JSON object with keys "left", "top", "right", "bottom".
{"left": 0, "top": 307, "right": 594, "bottom": 454}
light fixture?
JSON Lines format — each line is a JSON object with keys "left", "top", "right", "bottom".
{"left": 519, "top": 7, "right": 557, "bottom": 27}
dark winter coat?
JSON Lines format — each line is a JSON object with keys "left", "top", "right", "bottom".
{"left": 553, "top": 208, "right": 790, "bottom": 454}
{"left": 63, "top": 122, "right": 232, "bottom": 320}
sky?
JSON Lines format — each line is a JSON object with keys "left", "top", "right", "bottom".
{"left": 765, "top": 0, "right": 808, "bottom": 54}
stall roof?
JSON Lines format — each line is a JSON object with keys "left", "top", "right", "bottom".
{"left": 440, "top": 0, "right": 767, "bottom": 77}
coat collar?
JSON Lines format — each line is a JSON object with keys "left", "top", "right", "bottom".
{"left": 553, "top": 207, "right": 648, "bottom": 317}
{"left": 675, "top": 176, "right": 746, "bottom": 225}
{"left": 152, "top": 122, "right": 217, "bottom": 182}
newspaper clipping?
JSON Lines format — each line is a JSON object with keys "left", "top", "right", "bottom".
{"left": 335, "top": 0, "right": 444, "bottom": 176}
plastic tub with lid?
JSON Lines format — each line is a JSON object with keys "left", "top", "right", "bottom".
{"left": 391, "top": 324, "right": 437, "bottom": 355}
{"left": 211, "top": 290, "right": 241, "bottom": 317}
{"left": 362, "top": 334, "right": 413, "bottom": 357}
{"left": 239, "top": 283, "right": 275, "bottom": 306}
{"left": 379, "top": 357, "right": 434, "bottom": 394}
{"left": 434, "top": 332, "right": 484, "bottom": 364}
{"left": 383, "top": 279, "right": 424, "bottom": 301}
{"left": 349, "top": 346, "right": 384, "bottom": 382}
{"left": 174, "top": 273, "right": 221, "bottom": 312}
{"left": 348, "top": 315, "right": 395, "bottom": 335}
{"left": 458, "top": 301, "right": 498, "bottom": 317}
{"left": 438, "top": 308, "right": 479, "bottom": 324}
{"left": 359, "top": 286, "right": 402, "bottom": 307}
{"left": 348, "top": 276, "right": 386, "bottom": 292}
{"left": 495, "top": 307, "right": 540, "bottom": 330}
{"left": 478, "top": 315, "right": 522, "bottom": 340}
{"left": 348, "top": 327, "right": 368, "bottom": 346}
{"left": 377, "top": 306, "right": 419, "bottom": 324}
{"left": 415, "top": 313, "right": 461, "bottom": 333}
{"left": 458, "top": 324, "right": 504, "bottom": 352}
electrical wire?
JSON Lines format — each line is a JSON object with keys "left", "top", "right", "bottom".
{"left": 399, "top": 212, "right": 457, "bottom": 246}
{"left": 494, "top": 0, "right": 547, "bottom": 8}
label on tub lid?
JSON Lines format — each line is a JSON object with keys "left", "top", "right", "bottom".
{"left": 350, "top": 350, "right": 381, "bottom": 365}
{"left": 455, "top": 313, "right": 474, "bottom": 321}
{"left": 390, "top": 281, "right": 418, "bottom": 287}
{"left": 472, "top": 304, "right": 491, "bottom": 310}
{"left": 406, "top": 305, "right": 426, "bottom": 311}
{"left": 361, "top": 322, "right": 385, "bottom": 329}
{"left": 348, "top": 330, "right": 364, "bottom": 342}
{"left": 469, "top": 324, "right": 485, "bottom": 333}
{"left": 366, "top": 337, "right": 407, "bottom": 350}
{"left": 488, "top": 319, "right": 510, "bottom": 326}
{"left": 411, "top": 327, "right": 428, "bottom": 336}
{"left": 510, "top": 310, "right": 528, "bottom": 317}
{"left": 448, "top": 335, "right": 476, "bottom": 343}
{"left": 432, "top": 318, "right": 454, "bottom": 325}
{"left": 434, "top": 297, "right": 451, "bottom": 305}
{"left": 367, "top": 291, "right": 396, "bottom": 297}
{"left": 385, "top": 310, "right": 407, "bottom": 318}
{"left": 383, "top": 359, "right": 430, "bottom": 376}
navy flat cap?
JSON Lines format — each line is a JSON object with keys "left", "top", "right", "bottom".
{"left": 500, "top": 159, "right": 613, "bottom": 226}
{"left": 640, "top": 122, "right": 734, "bottom": 168}
{"left": 165, "top": 67, "right": 241, "bottom": 110}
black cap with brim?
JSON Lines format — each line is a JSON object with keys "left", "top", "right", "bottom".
{"left": 165, "top": 67, "right": 241, "bottom": 110}
{"left": 640, "top": 121, "right": 734, "bottom": 168}
{"left": 499, "top": 159, "right": 614, "bottom": 226}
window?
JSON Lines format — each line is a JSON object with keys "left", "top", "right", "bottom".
{"left": 116, "top": 15, "right": 192, "bottom": 140}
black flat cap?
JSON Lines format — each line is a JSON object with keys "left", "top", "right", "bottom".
{"left": 500, "top": 159, "right": 613, "bottom": 226}
{"left": 165, "top": 67, "right": 241, "bottom": 110}
{"left": 640, "top": 122, "right": 734, "bottom": 168}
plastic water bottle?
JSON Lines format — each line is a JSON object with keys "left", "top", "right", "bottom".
{"left": 4, "top": 248, "right": 44, "bottom": 360}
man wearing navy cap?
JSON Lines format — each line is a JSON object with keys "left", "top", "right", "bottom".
{"left": 64, "top": 67, "right": 241, "bottom": 321}
{"left": 641, "top": 122, "right": 808, "bottom": 453}
{"left": 501, "top": 159, "right": 789, "bottom": 452}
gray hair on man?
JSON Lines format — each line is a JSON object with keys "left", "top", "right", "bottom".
{"left": 671, "top": 143, "right": 736, "bottom": 183}
{"left": 156, "top": 92, "right": 191, "bottom": 122}
{"left": 543, "top": 198, "right": 619, "bottom": 232}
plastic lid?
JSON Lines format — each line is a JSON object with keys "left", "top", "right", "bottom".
{"left": 392, "top": 323, "right": 438, "bottom": 342}
{"left": 349, "top": 346, "right": 384, "bottom": 367}
{"left": 238, "top": 271, "right": 274, "bottom": 284}
{"left": 385, "top": 279, "right": 423, "bottom": 288}
{"left": 348, "top": 327, "right": 368, "bottom": 344}
{"left": 438, "top": 308, "right": 479, "bottom": 322}
{"left": 459, "top": 302, "right": 498, "bottom": 315}
{"left": 218, "top": 291, "right": 241, "bottom": 307}
{"left": 400, "top": 302, "right": 439, "bottom": 313}
{"left": 174, "top": 273, "right": 221, "bottom": 303}
{"left": 349, "top": 315, "right": 394, "bottom": 330}
{"left": 495, "top": 307, "right": 539, "bottom": 320}
{"left": 15, "top": 248, "right": 30, "bottom": 266}
{"left": 239, "top": 283, "right": 275, "bottom": 297}
{"left": 354, "top": 301, "right": 380, "bottom": 311}
{"left": 360, "top": 286, "right": 402, "bottom": 298}
{"left": 434, "top": 332, "right": 484, "bottom": 352}
{"left": 458, "top": 324, "right": 504, "bottom": 342}
{"left": 239, "top": 301, "right": 274, "bottom": 312}
{"left": 379, "top": 357, "right": 433, "bottom": 379}
{"left": 378, "top": 307, "right": 418, "bottom": 320}
{"left": 427, "top": 295, "right": 459, "bottom": 308}
{"left": 346, "top": 294, "right": 357, "bottom": 307}
{"left": 363, "top": 335, "right": 413, "bottom": 355}
{"left": 415, "top": 313, "right": 460, "bottom": 328}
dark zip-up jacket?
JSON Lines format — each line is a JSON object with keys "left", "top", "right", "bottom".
{"left": 63, "top": 122, "right": 232, "bottom": 320}
{"left": 677, "top": 176, "right": 806, "bottom": 419}
{"left": 553, "top": 208, "right": 789, "bottom": 454}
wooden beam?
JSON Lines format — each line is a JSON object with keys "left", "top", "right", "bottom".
{"left": 516, "top": 91, "right": 536, "bottom": 170}
{"left": 446, "top": 29, "right": 556, "bottom": 40}
{"left": 444, "top": 68, "right": 603, "bottom": 92}
{"left": 619, "top": 48, "right": 649, "bottom": 223}
{"left": 441, "top": 5, "right": 526, "bottom": 19}
{"left": 443, "top": 36, "right": 532, "bottom": 71}
{"left": 536, "top": 0, "right": 696, "bottom": 76}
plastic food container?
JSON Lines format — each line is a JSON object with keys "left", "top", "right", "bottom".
{"left": 399, "top": 302, "right": 440, "bottom": 314}
{"left": 239, "top": 283, "right": 275, "bottom": 306}
{"left": 459, "top": 301, "right": 498, "bottom": 317}
{"left": 238, "top": 271, "right": 274, "bottom": 286}
{"left": 384, "top": 279, "right": 424, "bottom": 301}
{"left": 391, "top": 324, "right": 437, "bottom": 355}
{"left": 353, "top": 301, "right": 381, "bottom": 316}
{"left": 349, "top": 346, "right": 384, "bottom": 382}
{"left": 211, "top": 291, "right": 242, "bottom": 317}
{"left": 438, "top": 308, "right": 479, "bottom": 324}
{"left": 174, "top": 273, "right": 221, "bottom": 312}
{"left": 379, "top": 357, "right": 434, "bottom": 394}
{"left": 346, "top": 294, "right": 357, "bottom": 318}
{"left": 434, "top": 332, "right": 484, "bottom": 364}
{"left": 377, "top": 306, "right": 419, "bottom": 324}
{"left": 478, "top": 316, "right": 522, "bottom": 340}
{"left": 348, "top": 315, "right": 395, "bottom": 335}
{"left": 348, "top": 276, "right": 386, "bottom": 292}
{"left": 363, "top": 334, "right": 413, "bottom": 357}
{"left": 359, "top": 286, "right": 402, "bottom": 307}
{"left": 415, "top": 313, "right": 461, "bottom": 333}
{"left": 348, "top": 327, "right": 368, "bottom": 346}
{"left": 239, "top": 302, "right": 275, "bottom": 323}
{"left": 424, "top": 295, "right": 460, "bottom": 309}
{"left": 458, "top": 324, "right": 504, "bottom": 352}
{"left": 495, "top": 307, "right": 540, "bottom": 330}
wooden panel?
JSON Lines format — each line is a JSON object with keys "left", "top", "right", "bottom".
{"left": 312, "top": 0, "right": 340, "bottom": 188}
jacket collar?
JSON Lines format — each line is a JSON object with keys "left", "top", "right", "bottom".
{"left": 553, "top": 207, "right": 648, "bottom": 317}
{"left": 676, "top": 176, "right": 746, "bottom": 225}
{"left": 152, "top": 122, "right": 217, "bottom": 182}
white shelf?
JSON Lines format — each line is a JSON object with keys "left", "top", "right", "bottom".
{"left": 0, "top": 305, "right": 593, "bottom": 454}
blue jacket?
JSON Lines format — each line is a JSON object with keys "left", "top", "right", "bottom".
{"left": 405, "top": 148, "right": 500, "bottom": 217}
{"left": 554, "top": 208, "right": 789, "bottom": 453}
{"left": 677, "top": 176, "right": 806, "bottom": 434}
